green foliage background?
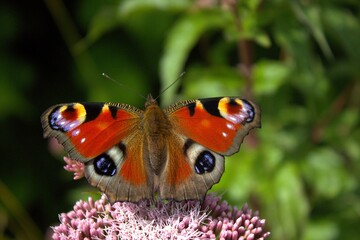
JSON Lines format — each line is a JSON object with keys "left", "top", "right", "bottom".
{"left": 0, "top": 0, "right": 359, "bottom": 239}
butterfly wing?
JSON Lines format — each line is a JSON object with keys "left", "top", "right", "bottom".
{"left": 159, "top": 97, "right": 260, "bottom": 200}
{"left": 159, "top": 134, "right": 225, "bottom": 200}
{"left": 167, "top": 97, "right": 261, "bottom": 155}
{"left": 85, "top": 131, "right": 154, "bottom": 202}
{"left": 41, "top": 102, "right": 153, "bottom": 202}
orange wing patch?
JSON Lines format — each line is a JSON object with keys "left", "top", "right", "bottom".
{"left": 170, "top": 101, "right": 240, "bottom": 153}
{"left": 65, "top": 105, "right": 140, "bottom": 158}
{"left": 165, "top": 137, "right": 192, "bottom": 185}
{"left": 119, "top": 134, "right": 147, "bottom": 186}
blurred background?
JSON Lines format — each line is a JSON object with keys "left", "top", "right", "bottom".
{"left": 1, "top": 0, "right": 359, "bottom": 239}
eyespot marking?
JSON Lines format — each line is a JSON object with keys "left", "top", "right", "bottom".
{"left": 241, "top": 100, "right": 255, "bottom": 123}
{"left": 218, "top": 98, "right": 257, "bottom": 124}
{"left": 194, "top": 151, "right": 216, "bottom": 174}
{"left": 93, "top": 153, "right": 117, "bottom": 176}
{"left": 48, "top": 104, "right": 86, "bottom": 132}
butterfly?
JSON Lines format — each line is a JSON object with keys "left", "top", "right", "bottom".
{"left": 41, "top": 95, "right": 260, "bottom": 202}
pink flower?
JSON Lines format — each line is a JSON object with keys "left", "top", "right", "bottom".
{"left": 63, "top": 157, "right": 85, "bottom": 180}
{"left": 52, "top": 194, "right": 270, "bottom": 239}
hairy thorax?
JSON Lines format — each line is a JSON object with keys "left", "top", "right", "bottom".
{"left": 143, "top": 104, "right": 172, "bottom": 136}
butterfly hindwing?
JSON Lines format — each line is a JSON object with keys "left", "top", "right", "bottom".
{"left": 85, "top": 133, "right": 154, "bottom": 202}
{"left": 159, "top": 134, "right": 225, "bottom": 200}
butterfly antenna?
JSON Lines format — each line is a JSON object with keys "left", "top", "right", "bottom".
{"left": 102, "top": 73, "right": 146, "bottom": 100}
{"left": 154, "top": 72, "right": 186, "bottom": 101}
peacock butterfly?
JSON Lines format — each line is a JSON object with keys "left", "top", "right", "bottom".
{"left": 41, "top": 95, "right": 260, "bottom": 202}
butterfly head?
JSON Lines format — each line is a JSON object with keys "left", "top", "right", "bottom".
{"left": 145, "top": 94, "right": 158, "bottom": 108}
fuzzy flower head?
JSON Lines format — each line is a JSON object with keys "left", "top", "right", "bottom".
{"left": 52, "top": 194, "right": 270, "bottom": 240}
{"left": 63, "top": 157, "right": 85, "bottom": 180}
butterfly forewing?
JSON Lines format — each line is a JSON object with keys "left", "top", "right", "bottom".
{"left": 41, "top": 102, "right": 142, "bottom": 161}
{"left": 166, "top": 97, "right": 261, "bottom": 155}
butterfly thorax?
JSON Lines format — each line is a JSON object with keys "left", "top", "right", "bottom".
{"left": 143, "top": 100, "right": 172, "bottom": 137}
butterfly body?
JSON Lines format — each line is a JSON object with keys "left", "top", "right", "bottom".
{"left": 41, "top": 96, "right": 260, "bottom": 202}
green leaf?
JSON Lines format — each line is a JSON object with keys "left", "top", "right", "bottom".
{"left": 291, "top": 2, "right": 333, "bottom": 59}
{"left": 119, "top": 0, "right": 190, "bottom": 17}
{"left": 262, "top": 163, "right": 309, "bottom": 239}
{"left": 225, "top": 1, "right": 271, "bottom": 47}
{"left": 85, "top": 6, "right": 120, "bottom": 45}
{"left": 85, "top": 0, "right": 190, "bottom": 48}
{"left": 211, "top": 148, "right": 260, "bottom": 202}
{"left": 302, "top": 148, "right": 356, "bottom": 199}
{"left": 302, "top": 220, "right": 339, "bottom": 240}
{"left": 160, "top": 9, "right": 232, "bottom": 105}
{"left": 182, "top": 66, "right": 245, "bottom": 98}
{"left": 253, "top": 60, "right": 289, "bottom": 95}
{"left": 323, "top": 7, "right": 360, "bottom": 62}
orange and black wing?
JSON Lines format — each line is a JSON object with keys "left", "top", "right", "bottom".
{"left": 41, "top": 102, "right": 153, "bottom": 202}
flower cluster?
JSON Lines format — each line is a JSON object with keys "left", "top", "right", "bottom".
{"left": 52, "top": 194, "right": 269, "bottom": 239}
